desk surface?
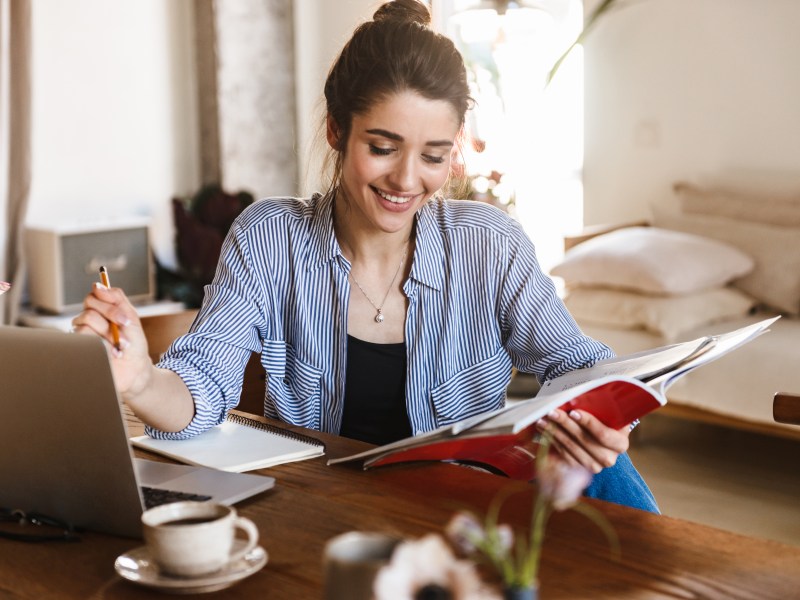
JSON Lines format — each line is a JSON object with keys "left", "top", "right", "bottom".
{"left": 4, "top": 413, "right": 799, "bottom": 599}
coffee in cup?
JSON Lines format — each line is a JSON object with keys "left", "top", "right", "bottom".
{"left": 141, "top": 501, "right": 259, "bottom": 578}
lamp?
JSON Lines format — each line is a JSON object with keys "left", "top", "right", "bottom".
{"left": 450, "top": 0, "right": 569, "bottom": 19}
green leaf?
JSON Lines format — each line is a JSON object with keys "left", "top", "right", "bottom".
{"left": 546, "top": 0, "right": 624, "bottom": 86}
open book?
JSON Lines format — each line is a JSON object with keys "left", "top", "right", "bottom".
{"left": 132, "top": 412, "right": 326, "bottom": 472}
{"left": 328, "top": 317, "right": 778, "bottom": 480}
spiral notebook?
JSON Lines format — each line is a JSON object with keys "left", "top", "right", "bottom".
{"left": 131, "top": 412, "right": 326, "bottom": 473}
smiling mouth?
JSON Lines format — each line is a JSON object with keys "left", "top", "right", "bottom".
{"left": 373, "top": 186, "right": 415, "bottom": 204}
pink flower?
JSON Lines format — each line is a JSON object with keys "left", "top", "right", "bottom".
{"left": 537, "top": 461, "right": 592, "bottom": 511}
{"left": 445, "top": 511, "right": 486, "bottom": 554}
{"left": 495, "top": 524, "right": 514, "bottom": 553}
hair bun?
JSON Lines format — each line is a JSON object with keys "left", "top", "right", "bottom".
{"left": 373, "top": 0, "right": 431, "bottom": 27}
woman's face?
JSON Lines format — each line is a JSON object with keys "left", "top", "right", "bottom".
{"left": 331, "top": 90, "right": 461, "bottom": 236}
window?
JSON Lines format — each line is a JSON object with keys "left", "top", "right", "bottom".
{"left": 435, "top": 0, "right": 584, "bottom": 271}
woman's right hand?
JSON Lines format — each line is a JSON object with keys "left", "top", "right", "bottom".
{"left": 71, "top": 282, "right": 154, "bottom": 401}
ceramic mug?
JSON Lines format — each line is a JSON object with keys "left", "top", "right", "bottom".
{"left": 141, "top": 501, "right": 259, "bottom": 577}
{"left": 322, "top": 531, "right": 400, "bottom": 600}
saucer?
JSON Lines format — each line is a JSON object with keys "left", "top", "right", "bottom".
{"left": 115, "top": 540, "right": 268, "bottom": 594}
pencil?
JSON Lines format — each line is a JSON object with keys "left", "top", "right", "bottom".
{"left": 98, "top": 266, "right": 121, "bottom": 351}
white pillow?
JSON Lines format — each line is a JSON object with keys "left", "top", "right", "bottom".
{"left": 652, "top": 207, "right": 800, "bottom": 315}
{"left": 564, "top": 287, "right": 757, "bottom": 341}
{"left": 550, "top": 227, "right": 754, "bottom": 295}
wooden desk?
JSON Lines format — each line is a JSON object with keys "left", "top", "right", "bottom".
{"left": 3, "top": 414, "right": 799, "bottom": 599}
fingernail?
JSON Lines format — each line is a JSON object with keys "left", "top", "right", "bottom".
{"left": 548, "top": 410, "right": 559, "bottom": 419}
{"left": 536, "top": 419, "right": 547, "bottom": 430}
{"left": 569, "top": 410, "right": 581, "bottom": 421}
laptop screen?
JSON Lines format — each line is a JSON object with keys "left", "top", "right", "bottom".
{"left": 0, "top": 326, "right": 274, "bottom": 537}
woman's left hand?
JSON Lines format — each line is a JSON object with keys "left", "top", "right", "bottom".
{"left": 535, "top": 409, "right": 631, "bottom": 474}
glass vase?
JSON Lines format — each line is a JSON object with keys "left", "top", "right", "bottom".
{"left": 504, "top": 585, "right": 538, "bottom": 600}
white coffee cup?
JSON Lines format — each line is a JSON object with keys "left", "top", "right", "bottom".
{"left": 141, "top": 501, "right": 259, "bottom": 578}
{"left": 323, "top": 531, "right": 400, "bottom": 600}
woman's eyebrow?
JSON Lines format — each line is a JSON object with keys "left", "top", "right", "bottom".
{"left": 367, "top": 128, "right": 403, "bottom": 141}
{"left": 366, "top": 128, "right": 454, "bottom": 148}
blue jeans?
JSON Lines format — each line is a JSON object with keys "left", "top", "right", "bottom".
{"left": 583, "top": 452, "right": 660, "bottom": 514}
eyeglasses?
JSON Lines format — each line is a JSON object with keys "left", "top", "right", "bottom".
{"left": 0, "top": 507, "right": 80, "bottom": 543}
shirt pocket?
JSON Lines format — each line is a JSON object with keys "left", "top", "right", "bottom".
{"left": 430, "top": 347, "right": 511, "bottom": 426}
{"left": 261, "top": 339, "right": 324, "bottom": 427}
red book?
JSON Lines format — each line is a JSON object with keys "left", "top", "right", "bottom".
{"left": 329, "top": 318, "right": 776, "bottom": 480}
{"left": 331, "top": 378, "right": 662, "bottom": 480}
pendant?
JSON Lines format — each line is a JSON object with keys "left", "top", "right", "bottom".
{"left": 375, "top": 309, "right": 384, "bottom": 324}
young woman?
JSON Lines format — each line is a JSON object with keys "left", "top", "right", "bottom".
{"left": 73, "top": 0, "right": 658, "bottom": 512}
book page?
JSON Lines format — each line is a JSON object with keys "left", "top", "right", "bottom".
{"left": 132, "top": 415, "right": 325, "bottom": 472}
{"left": 538, "top": 317, "right": 779, "bottom": 397}
{"left": 649, "top": 316, "right": 779, "bottom": 393}
{"left": 537, "top": 338, "right": 712, "bottom": 396}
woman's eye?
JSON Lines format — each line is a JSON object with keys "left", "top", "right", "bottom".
{"left": 423, "top": 154, "right": 446, "bottom": 165}
{"left": 369, "top": 144, "right": 393, "bottom": 156}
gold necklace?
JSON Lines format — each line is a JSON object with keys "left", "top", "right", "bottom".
{"left": 349, "top": 245, "right": 409, "bottom": 324}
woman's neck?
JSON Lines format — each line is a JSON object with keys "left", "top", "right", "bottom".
{"left": 332, "top": 189, "right": 415, "bottom": 265}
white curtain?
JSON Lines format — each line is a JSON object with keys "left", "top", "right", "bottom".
{"left": 0, "top": 0, "right": 31, "bottom": 325}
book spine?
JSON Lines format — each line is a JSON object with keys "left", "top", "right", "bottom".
{"left": 226, "top": 413, "right": 326, "bottom": 449}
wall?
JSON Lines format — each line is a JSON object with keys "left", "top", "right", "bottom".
{"left": 215, "top": 0, "right": 297, "bottom": 198}
{"left": 24, "top": 0, "right": 375, "bottom": 273}
{"left": 26, "top": 0, "right": 198, "bottom": 270}
{"left": 26, "top": 1, "right": 800, "bottom": 269}
{"left": 293, "top": 0, "right": 377, "bottom": 195}
{"left": 583, "top": 0, "right": 800, "bottom": 226}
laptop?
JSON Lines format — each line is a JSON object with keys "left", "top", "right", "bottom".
{"left": 0, "top": 325, "right": 275, "bottom": 538}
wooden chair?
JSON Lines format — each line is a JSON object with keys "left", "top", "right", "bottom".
{"left": 140, "top": 310, "right": 199, "bottom": 364}
{"left": 773, "top": 392, "right": 800, "bottom": 426}
{"left": 140, "top": 310, "right": 265, "bottom": 416}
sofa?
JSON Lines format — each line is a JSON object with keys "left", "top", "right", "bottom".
{"left": 549, "top": 179, "right": 800, "bottom": 439}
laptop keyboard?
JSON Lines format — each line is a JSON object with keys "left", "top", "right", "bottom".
{"left": 141, "top": 486, "right": 213, "bottom": 509}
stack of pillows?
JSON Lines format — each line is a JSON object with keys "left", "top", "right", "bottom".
{"left": 550, "top": 180, "right": 800, "bottom": 341}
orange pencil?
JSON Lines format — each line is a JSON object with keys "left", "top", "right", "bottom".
{"left": 98, "top": 266, "right": 121, "bottom": 351}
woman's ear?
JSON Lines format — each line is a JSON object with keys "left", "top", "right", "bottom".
{"left": 326, "top": 115, "right": 341, "bottom": 150}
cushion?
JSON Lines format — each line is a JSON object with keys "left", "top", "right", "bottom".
{"left": 652, "top": 207, "right": 800, "bottom": 315}
{"left": 674, "top": 181, "right": 800, "bottom": 227}
{"left": 550, "top": 227, "right": 754, "bottom": 295}
{"left": 564, "top": 287, "right": 757, "bottom": 341}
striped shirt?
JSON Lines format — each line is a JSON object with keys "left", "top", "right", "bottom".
{"left": 151, "top": 193, "right": 613, "bottom": 440}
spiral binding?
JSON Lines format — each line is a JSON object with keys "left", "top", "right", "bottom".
{"left": 227, "top": 413, "right": 326, "bottom": 449}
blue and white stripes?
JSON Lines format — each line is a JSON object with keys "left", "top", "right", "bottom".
{"left": 149, "top": 193, "right": 613, "bottom": 440}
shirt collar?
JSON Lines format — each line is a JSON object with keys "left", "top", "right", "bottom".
{"left": 308, "top": 192, "right": 343, "bottom": 271}
{"left": 409, "top": 199, "right": 445, "bottom": 291}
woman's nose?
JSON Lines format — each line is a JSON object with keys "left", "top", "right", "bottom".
{"left": 388, "top": 156, "right": 417, "bottom": 190}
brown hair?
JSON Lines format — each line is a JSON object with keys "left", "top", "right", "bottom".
{"left": 322, "top": 0, "right": 472, "bottom": 194}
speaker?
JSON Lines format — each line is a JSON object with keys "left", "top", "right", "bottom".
{"left": 25, "top": 219, "right": 155, "bottom": 314}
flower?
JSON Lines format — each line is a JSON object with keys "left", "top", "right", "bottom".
{"left": 536, "top": 460, "right": 592, "bottom": 512}
{"left": 445, "top": 433, "right": 618, "bottom": 591}
{"left": 161, "top": 184, "right": 255, "bottom": 307}
{"left": 172, "top": 184, "right": 255, "bottom": 286}
{"left": 373, "top": 533, "right": 500, "bottom": 600}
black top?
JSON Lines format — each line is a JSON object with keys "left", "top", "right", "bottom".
{"left": 339, "top": 335, "right": 412, "bottom": 446}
